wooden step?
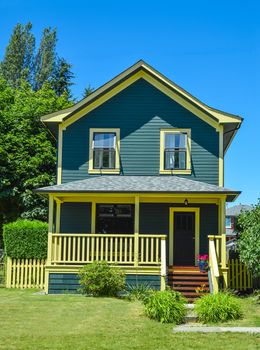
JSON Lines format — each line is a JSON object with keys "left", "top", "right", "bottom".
{"left": 168, "top": 281, "right": 209, "bottom": 286}
{"left": 170, "top": 275, "right": 208, "bottom": 281}
{"left": 172, "top": 286, "right": 209, "bottom": 291}
{"left": 181, "top": 292, "right": 208, "bottom": 297}
{"left": 168, "top": 271, "right": 207, "bottom": 276}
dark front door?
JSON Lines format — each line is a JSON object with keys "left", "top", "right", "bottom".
{"left": 173, "top": 212, "right": 195, "bottom": 266}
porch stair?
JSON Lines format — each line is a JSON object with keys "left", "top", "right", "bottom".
{"left": 168, "top": 266, "right": 209, "bottom": 302}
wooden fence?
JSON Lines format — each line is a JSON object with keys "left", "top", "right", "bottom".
{"left": 227, "top": 259, "right": 253, "bottom": 290}
{"left": 6, "top": 257, "right": 46, "bottom": 289}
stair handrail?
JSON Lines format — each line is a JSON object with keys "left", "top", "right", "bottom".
{"left": 208, "top": 235, "right": 220, "bottom": 293}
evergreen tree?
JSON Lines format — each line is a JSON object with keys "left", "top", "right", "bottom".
{"left": 34, "top": 27, "right": 57, "bottom": 91}
{"left": 51, "top": 57, "right": 74, "bottom": 96}
{"left": 0, "top": 22, "right": 35, "bottom": 87}
{"left": 83, "top": 84, "right": 94, "bottom": 97}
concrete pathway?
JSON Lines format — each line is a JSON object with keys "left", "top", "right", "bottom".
{"left": 173, "top": 325, "right": 260, "bottom": 333}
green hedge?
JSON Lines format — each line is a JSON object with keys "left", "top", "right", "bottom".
{"left": 3, "top": 220, "right": 48, "bottom": 259}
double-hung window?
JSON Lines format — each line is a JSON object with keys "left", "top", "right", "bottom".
{"left": 89, "top": 128, "right": 120, "bottom": 174}
{"left": 160, "top": 129, "right": 191, "bottom": 174}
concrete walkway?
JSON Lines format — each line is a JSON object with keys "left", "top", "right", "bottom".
{"left": 173, "top": 325, "right": 260, "bottom": 333}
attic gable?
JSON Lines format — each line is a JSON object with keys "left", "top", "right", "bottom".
{"left": 41, "top": 60, "right": 243, "bottom": 152}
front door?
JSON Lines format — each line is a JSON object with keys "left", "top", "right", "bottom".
{"left": 173, "top": 212, "right": 195, "bottom": 266}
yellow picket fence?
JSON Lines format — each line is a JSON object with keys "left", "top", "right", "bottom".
{"left": 228, "top": 259, "right": 253, "bottom": 290}
{"left": 6, "top": 257, "right": 46, "bottom": 289}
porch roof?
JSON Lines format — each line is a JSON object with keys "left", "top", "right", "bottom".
{"left": 35, "top": 176, "right": 240, "bottom": 201}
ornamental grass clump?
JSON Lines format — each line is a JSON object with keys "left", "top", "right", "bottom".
{"left": 79, "top": 261, "right": 125, "bottom": 297}
{"left": 195, "top": 292, "right": 242, "bottom": 323}
{"left": 144, "top": 290, "right": 186, "bottom": 324}
{"left": 126, "top": 282, "right": 153, "bottom": 302}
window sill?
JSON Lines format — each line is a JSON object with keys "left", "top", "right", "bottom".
{"left": 88, "top": 168, "right": 120, "bottom": 175}
{"left": 160, "top": 169, "right": 192, "bottom": 175}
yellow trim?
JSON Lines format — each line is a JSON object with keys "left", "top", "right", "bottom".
{"left": 51, "top": 193, "right": 228, "bottom": 200}
{"left": 61, "top": 71, "right": 225, "bottom": 131}
{"left": 57, "top": 125, "right": 63, "bottom": 185}
{"left": 47, "top": 195, "right": 54, "bottom": 265}
{"left": 160, "top": 128, "right": 191, "bottom": 174}
{"left": 219, "top": 125, "right": 224, "bottom": 186}
{"left": 91, "top": 200, "right": 96, "bottom": 234}
{"left": 45, "top": 265, "right": 161, "bottom": 275}
{"left": 134, "top": 196, "right": 140, "bottom": 267}
{"left": 55, "top": 201, "right": 61, "bottom": 233}
{"left": 59, "top": 196, "right": 220, "bottom": 204}
{"left": 45, "top": 270, "right": 49, "bottom": 294}
{"left": 169, "top": 207, "right": 200, "bottom": 266}
{"left": 42, "top": 62, "right": 241, "bottom": 128}
{"left": 88, "top": 128, "right": 120, "bottom": 174}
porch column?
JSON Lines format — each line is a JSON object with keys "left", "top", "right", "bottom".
{"left": 160, "top": 237, "right": 167, "bottom": 291}
{"left": 134, "top": 196, "right": 139, "bottom": 267}
{"left": 55, "top": 198, "right": 62, "bottom": 233}
{"left": 220, "top": 197, "right": 228, "bottom": 288}
{"left": 91, "top": 200, "right": 96, "bottom": 234}
{"left": 47, "top": 194, "right": 54, "bottom": 265}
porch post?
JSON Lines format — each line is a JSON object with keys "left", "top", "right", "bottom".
{"left": 160, "top": 237, "right": 166, "bottom": 291}
{"left": 55, "top": 199, "right": 61, "bottom": 233}
{"left": 47, "top": 194, "right": 54, "bottom": 265}
{"left": 220, "top": 197, "right": 228, "bottom": 288}
{"left": 134, "top": 196, "right": 139, "bottom": 267}
{"left": 91, "top": 200, "right": 96, "bottom": 234}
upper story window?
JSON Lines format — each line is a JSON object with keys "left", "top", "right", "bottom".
{"left": 89, "top": 128, "right": 120, "bottom": 174}
{"left": 160, "top": 129, "right": 191, "bottom": 174}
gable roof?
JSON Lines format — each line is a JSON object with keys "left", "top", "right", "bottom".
{"left": 35, "top": 175, "right": 240, "bottom": 201}
{"left": 41, "top": 60, "right": 243, "bottom": 153}
{"left": 226, "top": 204, "right": 253, "bottom": 216}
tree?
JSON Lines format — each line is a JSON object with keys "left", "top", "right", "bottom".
{"left": 83, "top": 84, "right": 94, "bottom": 97}
{"left": 237, "top": 201, "right": 260, "bottom": 276}
{"left": 0, "top": 22, "right": 35, "bottom": 87}
{"left": 0, "top": 78, "right": 73, "bottom": 225}
{"left": 51, "top": 57, "right": 74, "bottom": 96}
{"left": 34, "top": 27, "right": 57, "bottom": 91}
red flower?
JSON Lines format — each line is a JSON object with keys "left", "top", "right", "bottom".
{"left": 198, "top": 254, "right": 209, "bottom": 262}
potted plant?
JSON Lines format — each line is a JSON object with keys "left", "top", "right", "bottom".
{"left": 197, "top": 254, "right": 208, "bottom": 272}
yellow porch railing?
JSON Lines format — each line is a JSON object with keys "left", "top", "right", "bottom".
{"left": 50, "top": 233, "right": 166, "bottom": 268}
{"left": 6, "top": 258, "right": 46, "bottom": 289}
{"left": 208, "top": 235, "right": 223, "bottom": 294}
{"left": 228, "top": 259, "right": 253, "bottom": 290}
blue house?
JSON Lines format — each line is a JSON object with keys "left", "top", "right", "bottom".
{"left": 37, "top": 61, "right": 242, "bottom": 299}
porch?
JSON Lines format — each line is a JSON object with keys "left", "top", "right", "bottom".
{"left": 45, "top": 191, "right": 228, "bottom": 296}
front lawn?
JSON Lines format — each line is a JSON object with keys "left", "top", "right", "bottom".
{"left": 0, "top": 289, "right": 259, "bottom": 350}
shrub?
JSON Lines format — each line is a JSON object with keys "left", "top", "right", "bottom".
{"left": 3, "top": 220, "right": 48, "bottom": 259}
{"left": 195, "top": 292, "right": 242, "bottom": 323}
{"left": 79, "top": 261, "right": 125, "bottom": 297}
{"left": 144, "top": 290, "right": 186, "bottom": 323}
{"left": 126, "top": 282, "right": 153, "bottom": 302}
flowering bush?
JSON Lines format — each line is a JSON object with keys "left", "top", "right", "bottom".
{"left": 197, "top": 254, "right": 208, "bottom": 262}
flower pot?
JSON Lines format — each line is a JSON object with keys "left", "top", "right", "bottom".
{"left": 198, "top": 261, "right": 208, "bottom": 272}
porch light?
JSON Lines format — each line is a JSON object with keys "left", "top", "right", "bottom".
{"left": 184, "top": 198, "right": 188, "bottom": 206}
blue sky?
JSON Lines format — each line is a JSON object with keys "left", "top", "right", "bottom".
{"left": 0, "top": 0, "right": 259, "bottom": 205}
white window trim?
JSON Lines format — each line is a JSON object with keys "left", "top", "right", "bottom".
{"left": 160, "top": 128, "right": 191, "bottom": 174}
{"left": 88, "top": 128, "right": 120, "bottom": 174}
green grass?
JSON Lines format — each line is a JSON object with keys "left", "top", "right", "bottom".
{"left": 0, "top": 289, "right": 259, "bottom": 350}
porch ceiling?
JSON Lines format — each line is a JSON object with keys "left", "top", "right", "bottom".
{"left": 35, "top": 176, "right": 240, "bottom": 201}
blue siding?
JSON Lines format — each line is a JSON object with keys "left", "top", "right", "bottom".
{"left": 126, "top": 275, "right": 160, "bottom": 290}
{"left": 62, "top": 79, "right": 219, "bottom": 185}
{"left": 48, "top": 273, "right": 160, "bottom": 294}
{"left": 60, "top": 202, "right": 91, "bottom": 233}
